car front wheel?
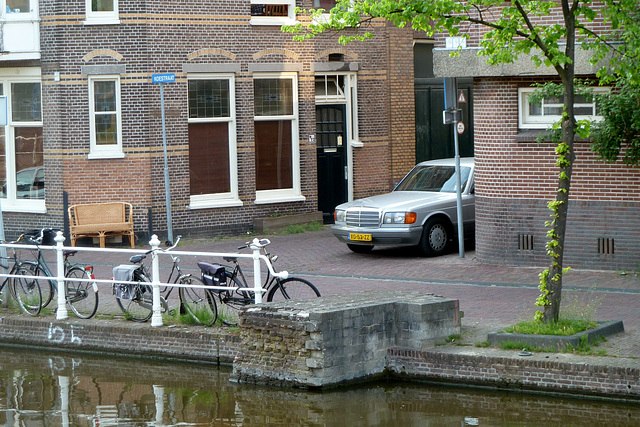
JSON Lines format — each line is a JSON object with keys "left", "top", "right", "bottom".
{"left": 419, "top": 218, "right": 450, "bottom": 256}
{"left": 347, "top": 244, "right": 374, "bottom": 254}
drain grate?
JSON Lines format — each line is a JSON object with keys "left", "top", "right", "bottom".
{"left": 598, "top": 237, "right": 614, "bottom": 255}
{"left": 518, "top": 234, "right": 534, "bottom": 251}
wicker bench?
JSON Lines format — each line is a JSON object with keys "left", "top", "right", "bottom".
{"left": 69, "top": 202, "right": 135, "bottom": 248}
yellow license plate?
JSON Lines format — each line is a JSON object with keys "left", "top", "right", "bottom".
{"left": 349, "top": 233, "right": 372, "bottom": 242}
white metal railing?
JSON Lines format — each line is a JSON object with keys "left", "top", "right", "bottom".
{"left": 0, "top": 231, "right": 288, "bottom": 327}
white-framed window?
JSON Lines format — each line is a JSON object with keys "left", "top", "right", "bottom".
{"left": 250, "top": 0, "right": 295, "bottom": 26}
{"left": 187, "top": 74, "right": 242, "bottom": 209}
{"left": 518, "top": 86, "right": 610, "bottom": 129}
{"left": 88, "top": 75, "right": 123, "bottom": 159}
{"left": 0, "top": 67, "right": 45, "bottom": 213}
{"left": 253, "top": 72, "right": 304, "bottom": 204}
{"left": 1, "top": 0, "right": 40, "bottom": 60}
{"left": 84, "top": 0, "right": 119, "bottom": 25}
{"left": 315, "top": 72, "right": 360, "bottom": 145}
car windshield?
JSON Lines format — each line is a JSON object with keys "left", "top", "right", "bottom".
{"left": 394, "top": 165, "right": 471, "bottom": 193}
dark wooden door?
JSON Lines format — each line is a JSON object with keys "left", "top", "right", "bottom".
{"left": 316, "top": 105, "right": 347, "bottom": 224}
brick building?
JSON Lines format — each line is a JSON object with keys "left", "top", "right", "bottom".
{"left": 1, "top": 1, "right": 416, "bottom": 242}
{"left": 2, "top": 1, "right": 635, "bottom": 271}
{"left": 431, "top": 4, "right": 640, "bottom": 271}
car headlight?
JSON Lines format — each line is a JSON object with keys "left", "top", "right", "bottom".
{"left": 383, "top": 212, "right": 417, "bottom": 224}
{"left": 334, "top": 209, "right": 346, "bottom": 223}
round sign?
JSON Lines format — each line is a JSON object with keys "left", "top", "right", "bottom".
{"left": 456, "top": 122, "right": 465, "bottom": 134}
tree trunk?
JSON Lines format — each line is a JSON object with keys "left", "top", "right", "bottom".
{"left": 542, "top": 0, "right": 576, "bottom": 323}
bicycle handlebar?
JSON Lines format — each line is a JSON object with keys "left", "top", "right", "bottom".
{"left": 238, "top": 238, "right": 270, "bottom": 251}
{"left": 26, "top": 227, "right": 56, "bottom": 245}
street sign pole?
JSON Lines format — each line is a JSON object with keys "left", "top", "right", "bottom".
{"left": 443, "top": 78, "right": 465, "bottom": 258}
{"left": 152, "top": 74, "right": 176, "bottom": 245}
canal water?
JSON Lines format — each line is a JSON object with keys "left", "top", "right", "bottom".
{"left": 0, "top": 347, "right": 638, "bottom": 426}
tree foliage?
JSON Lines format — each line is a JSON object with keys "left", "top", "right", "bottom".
{"left": 589, "top": 0, "right": 640, "bottom": 166}
{"left": 286, "top": 0, "right": 636, "bottom": 323}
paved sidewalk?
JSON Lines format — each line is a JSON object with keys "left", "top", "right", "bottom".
{"left": 12, "top": 226, "right": 640, "bottom": 359}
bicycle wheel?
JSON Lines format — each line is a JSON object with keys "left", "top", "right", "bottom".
{"left": 267, "top": 277, "right": 321, "bottom": 302}
{"left": 115, "top": 273, "right": 154, "bottom": 322}
{"left": 178, "top": 275, "right": 218, "bottom": 326}
{"left": 217, "top": 273, "right": 250, "bottom": 326}
{"left": 21, "top": 261, "right": 55, "bottom": 309}
{"left": 66, "top": 267, "right": 99, "bottom": 319}
{"left": 10, "top": 264, "right": 43, "bottom": 316}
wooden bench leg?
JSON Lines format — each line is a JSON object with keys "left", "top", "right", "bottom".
{"left": 99, "top": 232, "right": 106, "bottom": 248}
{"left": 128, "top": 232, "right": 135, "bottom": 248}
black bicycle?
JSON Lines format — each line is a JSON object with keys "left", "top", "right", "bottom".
{"left": 1, "top": 228, "right": 98, "bottom": 318}
{"left": 0, "top": 233, "right": 43, "bottom": 315}
{"left": 113, "top": 237, "right": 218, "bottom": 325}
{"left": 198, "top": 238, "right": 320, "bottom": 326}
{"left": 23, "top": 228, "right": 99, "bottom": 319}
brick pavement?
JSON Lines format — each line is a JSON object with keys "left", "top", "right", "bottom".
{"left": 9, "top": 226, "right": 640, "bottom": 359}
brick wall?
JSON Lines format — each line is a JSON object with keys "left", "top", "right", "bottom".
{"left": 8, "top": 1, "right": 413, "bottom": 241}
{"left": 232, "top": 291, "right": 461, "bottom": 388}
{"left": 387, "top": 347, "right": 640, "bottom": 401}
{"left": 473, "top": 77, "right": 640, "bottom": 270}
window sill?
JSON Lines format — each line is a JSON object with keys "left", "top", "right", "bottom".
{"left": 189, "top": 198, "right": 243, "bottom": 210}
{"left": 254, "top": 192, "right": 306, "bottom": 205}
{"left": 84, "top": 17, "right": 121, "bottom": 26}
{"left": 515, "top": 129, "right": 589, "bottom": 143}
{"left": 250, "top": 17, "right": 295, "bottom": 26}
{"left": 88, "top": 151, "right": 125, "bottom": 160}
{"left": 0, "top": 200, "right": 46, "bottom": 213}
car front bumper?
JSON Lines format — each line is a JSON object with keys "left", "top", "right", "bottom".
{"left": 330, "top": 224, "right": 423, "bottom": 247}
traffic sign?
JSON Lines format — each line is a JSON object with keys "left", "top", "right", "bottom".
{"left": 457, "top": 122, "right": 465, "bottom": 134}
{"left": 152, "top": 73, "right": 175, "bottom": 84}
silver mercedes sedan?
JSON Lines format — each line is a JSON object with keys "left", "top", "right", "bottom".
{"left": 331, "top": 157, "right": 474, "bottom": 256}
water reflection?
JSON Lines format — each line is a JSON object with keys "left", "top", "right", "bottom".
{"left": 0, "top": 346, "right": 638, "bottom": 426}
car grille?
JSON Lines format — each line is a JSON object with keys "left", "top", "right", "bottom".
{"left": 345, "top": 208, "right": 380, "bottom": 227}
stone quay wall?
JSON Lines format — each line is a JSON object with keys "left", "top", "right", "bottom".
{"left": 0, "top": 315, "right": 241, "bottom": 365}
{"left": 387, "top": 348, "right": 640, "bottom": 401}
{"left": 231, "top": 292, "right": 461, "bottom": 388}
{"left": 1, "top": 291, "right": 639, "bottom": 400}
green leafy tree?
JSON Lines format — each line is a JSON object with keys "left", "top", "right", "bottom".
{"left": 286, "top": 0, "right": 633, "bottom": 323}
{"left": 590, "top": 0, "right": 640, "bottom": 166}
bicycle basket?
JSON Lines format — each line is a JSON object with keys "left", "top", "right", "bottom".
{"left": 23, "top": 228, "right": 60, "bottom": 245}
{"left": 113, "top": 264, "right": 141, "bottom": 300}
{"left": 198, "top": 262, "right": 226, "bottom": 289}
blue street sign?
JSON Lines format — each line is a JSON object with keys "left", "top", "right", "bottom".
{"left": 152, "top": 73, "right": 175, "bottom": 84}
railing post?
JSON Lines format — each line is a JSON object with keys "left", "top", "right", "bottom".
{"left": 250, "top": 238, "right": 263, "bottom": 304}
{"left": 150, "top": 234, "right": 163, "bottom": 327}
{"left": 55, "top": 231, "right": 68, "bottom": 320}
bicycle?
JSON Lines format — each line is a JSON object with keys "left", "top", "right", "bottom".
{"left": 112, "top": 236, "right": 218, "bottom": 325}
{"left": 0, "top": 228, "right": 98, "bottom": 318}
{"left": 197, "top": 238, "right": 320, "bottom": 326}
{"left": 20, "top": 228, "right": 99, "bottom": 319}
{"left": 0, "top": 233, "right": 43, "bottom": 315}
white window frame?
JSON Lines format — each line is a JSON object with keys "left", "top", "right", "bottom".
{"left": 315, "top": 72, "right": 360, "bottom": 202}
{"left": 84, "top": 0, "right": 120, "bottom": 25}
{"left": 187, "top": 73, "right": 242, "bottom": 209}
{"left": 518, "top": 86, "right": 610, "bottom": 129}
{"left": 88, "top": 75, "right": 124, "bottom": 159}
{"left": 250, "top": 0, "right": 296, "bottom": 26}
{"left": 253, "top": 72, "right": 304, "bottom": 204}
{"left": 0, "top": 67, "right": 45, "bottom": 213}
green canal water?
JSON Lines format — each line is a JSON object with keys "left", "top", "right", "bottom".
{"left": 0, "top": 347, "right": 638, "bottom": 426}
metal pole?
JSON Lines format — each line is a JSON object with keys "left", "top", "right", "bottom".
{"left": 150, "top": 234, "right": 163, "bottom": 327}
{"left": 250, "top": 239, "right": 263, "bottom": 304}
{"left": 159, "top": 83, "right": 174, "bottom": 245}
{"left": 55, "top": 231, "right": 68, "bottom": 319}
{"left": 453, "top": 129, "right": 465, "bottom": 258}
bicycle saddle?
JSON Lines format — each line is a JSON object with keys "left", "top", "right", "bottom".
{"left": 130, "top": 254, "right": 146, "bottom": 263}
